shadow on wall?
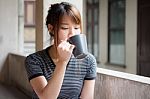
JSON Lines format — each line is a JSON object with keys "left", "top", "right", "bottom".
{"left": 0, "top": 55, "right": 9, "bottom": 84}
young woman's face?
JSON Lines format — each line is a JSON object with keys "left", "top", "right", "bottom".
{"left": 57, "top": 15, "right": 81, "bottom": 44}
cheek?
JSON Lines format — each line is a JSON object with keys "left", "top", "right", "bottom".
{"left": 76, "top": 29, "right": 81, "bottom": 34}
{"left": 58, "top": 30, "right": 68, "bottom": 41}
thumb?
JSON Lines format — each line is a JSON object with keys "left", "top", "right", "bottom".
{"left": 70, "top": 44, "right": 75, "bottom": 51}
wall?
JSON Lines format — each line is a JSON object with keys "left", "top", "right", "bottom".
{"left": 95, "top": 68, "right": 150, "bottom": 99}
{"left": 8, "top": 53, "right": 32, "bottom": 97}
{"left": 0, "top": 0, "right": 18, "bottom": 83}
{"left": 125, "top": 0, "right": 137, "bottom": 74}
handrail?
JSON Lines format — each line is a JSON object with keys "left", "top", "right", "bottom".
{"left": 97, "top": 68, "right": 150, "bottom": 84}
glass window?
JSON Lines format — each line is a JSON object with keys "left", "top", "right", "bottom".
{"left": 108, "top": 0, "right": 125, "bottom": 65}
{"left": 24, "top": 0, "right": 36, "bottom": 55}
{"left": 24, "top": 1, "right": 35, "bottom": 27}
{"left": 86, "top": 0, "right": 99, "bottom": 61}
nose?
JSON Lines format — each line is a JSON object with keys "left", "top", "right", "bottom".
{"left": 68, "top": 28, "right": 76, "bottom": 38}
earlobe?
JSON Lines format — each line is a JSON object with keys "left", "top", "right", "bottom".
{"left": 48, "top": 24, "right": 53, "bottom": 32}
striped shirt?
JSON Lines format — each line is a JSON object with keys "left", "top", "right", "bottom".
{"left": 25, "top": 46, "right": 97, "bottom": 99}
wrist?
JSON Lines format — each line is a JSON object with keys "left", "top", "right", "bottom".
{"left": 58, "top": 60, "right": 68, "bottom": 64}
{"left": 56, "top": 60, "right": 68, "bottom": 67}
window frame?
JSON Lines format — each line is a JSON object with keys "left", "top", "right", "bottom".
{"left": 108, "top": 0, "right": 126, "bottom": 66}
{"left": 86, "top": 0, "right": 100, "bottom": 62}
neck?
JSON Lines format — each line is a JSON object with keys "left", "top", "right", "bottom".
{"left": 49, "top": 45, "right": 59, "bottom": 62}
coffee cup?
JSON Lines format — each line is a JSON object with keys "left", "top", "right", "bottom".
{"left": 67, "top": 34, "right": 88, "bottom": 59}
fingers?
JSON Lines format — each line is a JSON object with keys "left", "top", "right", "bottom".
{"left": 57, "top": 40, "right": 74, "bottom": 62}
{"left": 60, "top": 41, "right": 70, "bottom": 51}
{"left": 69, "top": 45, "right": 75, "bottom": 51}
{"left": 58, "top": 40, "right": 74, "bottom": 52}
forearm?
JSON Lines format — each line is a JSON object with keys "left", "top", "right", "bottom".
{"left": 39, "top": 61, "right": 67, "bottom": 99}
{"left": 80, "top": 80, "right": 95, "bottom": 99}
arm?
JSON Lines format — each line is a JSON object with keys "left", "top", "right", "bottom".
{"left": 80, "top": 80, "right": 95, "bottom": 99}
{"left": 30, "top": 42, "right": 75, "bottom": 99}
{"left": 30, "top": 61, "right": 67, "bottom": 99}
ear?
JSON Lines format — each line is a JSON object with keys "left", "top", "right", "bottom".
{"left": 48, "top": 24, "right": 53, "bottom": 32}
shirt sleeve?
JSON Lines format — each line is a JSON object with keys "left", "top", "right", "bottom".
{"left": 84, "top": 54, "right": 97, "bottom": 80}
{"left": 25, "top": 54, "right": 43, "bottom": 81}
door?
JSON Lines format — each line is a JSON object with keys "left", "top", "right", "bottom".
{"left": 137, "top": 0, "right": 150, "bottom": 77}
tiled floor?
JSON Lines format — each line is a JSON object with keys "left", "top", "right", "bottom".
{"left": 0, "top": 83, "right": 30, "bottom": 99}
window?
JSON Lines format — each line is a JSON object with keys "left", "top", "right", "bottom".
{"left": 86, "top": 0, "right": 99, "bottom": 60}
{"left": 108, "top": 0, "right": 125, "bottom": 65}
{"left": 24, "top": 0, "right": 36, "bottom": 55}
{"left": 24, "top": 0, "right": 35, "bottom": 27}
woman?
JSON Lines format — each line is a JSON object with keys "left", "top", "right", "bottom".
{"left": 25, "top": 2, "right": 97, "bottom": 99}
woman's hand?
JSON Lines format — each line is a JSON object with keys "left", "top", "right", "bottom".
{"left": 57, "top": 40, "right": 75, "bottom": 63}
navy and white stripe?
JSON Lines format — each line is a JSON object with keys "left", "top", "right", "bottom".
{"left": 25, "top": 46, "right": 97, "bottom": 99}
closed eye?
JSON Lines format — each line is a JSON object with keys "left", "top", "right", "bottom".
{"left": 74, "top": 26, "right": 80, "bottom": 29}
{"left": 61, "top": 27, "right": 69, "bottom": 30}
{"left": 74, "top": 24, "right": 80, "bottom": 29}
{"left": 74, "top": 27, "right": 79, "bottom": 29}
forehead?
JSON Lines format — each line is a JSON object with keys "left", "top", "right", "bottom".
{"left": 59, "top": 15, "right": 77, "bottom": 24}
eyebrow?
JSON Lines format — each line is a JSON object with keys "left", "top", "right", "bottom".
{"left": 60, "top": 22, "right": 69, "bottom": 25}
{"left": 60, "top": 23, "right": 80, "bottom": 26}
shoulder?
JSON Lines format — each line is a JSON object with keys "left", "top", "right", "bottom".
{"left": 24, "top": 50, "right": 47, "bottom": 81}
{"left": 25, "top": 52, "right": 40, "bottom": 62}
{"left": 83, "top": 53, "right": 97, "bottom": 80}
{"left": 85, "top": 53, "right": 97, "bottom": 66}
{"left": 25, "top": 48, "right": 47, "bottom": 64}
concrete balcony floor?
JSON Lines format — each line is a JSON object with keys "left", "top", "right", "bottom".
{"left": 0, "top": 83, "right": 29, "bottom": 99}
